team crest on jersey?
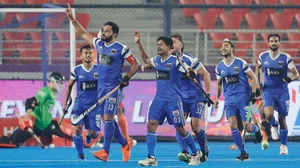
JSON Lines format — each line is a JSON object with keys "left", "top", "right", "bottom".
{"left": 108, "top": 98, "right": 116, "bottom": 104}
{"left": 94, "top": 73, "right": 98, "bottom": 79}
{"left": 221, "top": 70, "right": 225, "bottom": 74}
{"left": 264, "top": 61, "right": 269, "bottom": 65}
{"left": 234, "top": 67, "right": 239, "bottom": 73}
{"left": 111, "top": 49, "right": 117, "bottom": 54}
{"left": 278, "top": 61, "right": 283, "bottom": 67}
{"left": 166, "top": 63, "right": 172, "bottom": 70}
{"left": 79, "top": 75, "right": 84, "bottom": 79}
{"left": 172, "top": 110, "right": 180, "bottom": 117}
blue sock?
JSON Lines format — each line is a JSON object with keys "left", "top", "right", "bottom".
{"left": 250, "top": 124, "right": 259, "bottom": 133}
{"left": 103, "top": 120, "right": 115, "bottom": 154}
{"left": 268, "top": 116, "right": 278, "bottom": 127}
{"left": 73, "top": 134, "right": 84, "bottom": 155}
{"left": 280, "top": 129, "right": 288, "bottom": 145}
{"left": 113, "top": 120, "right": 127, "bottom": 146}
{"left": 147, "top": 132, "right": 156, "bottom": 156}
{"left": 231, "top": 128, "right": 245, "bottom": 152}
{"left": 183, "top": 133, "right": 198, "bottom": 154}
{"left": 176, "top": 131, "right": 189, "bottom": 153}
{"left": 196, "top": 129, "right": 206, "bottom": 151}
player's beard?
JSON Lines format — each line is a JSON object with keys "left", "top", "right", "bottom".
{"left": 101, "top": 35, "right": 113, "bottom": 43}
{"left": 270, "top": 45, "right": 279, "bottom": 52}
{"left": 84, "top": 59, "right": 91, "bottom": 64}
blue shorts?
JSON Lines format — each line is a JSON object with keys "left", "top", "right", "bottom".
{"left": 225, "top": 94, "right": 250, "bottom": 122}
{"left": 71, "top": 101, "right": 101, "bottom": 131}
{"left": 263, "top": 90, "right": 290, "bottom": 117}
{"left": 98, "top": 87, "right": 122, "bottom": 116}
{"left": 148, "top": 99, "right": 185, "bottom": 127}
{"left": 183, "top": 101, "right": 205, "bottom": 119}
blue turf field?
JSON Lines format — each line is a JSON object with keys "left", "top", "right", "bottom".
{"left": 0, "top": 142, "right": 299, "bottom": 168}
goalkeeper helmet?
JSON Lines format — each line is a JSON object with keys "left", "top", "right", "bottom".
{"left": 48, "top": 72, "right": 65, "bottom": 92}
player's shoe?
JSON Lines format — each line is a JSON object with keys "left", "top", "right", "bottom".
{"left": 93, "top": 149, "right": 109, "bottom": 162}
{"left": 138, "top": 156, "right": 158, "bottom": 166}
{"left": 84, "top": 133, "right": 102, "bottom": 148}
{"left": 178, "top": 151, "right": 191, "bottom": 163}
{"left": 229, "top": 144, "right": 238, "bottom": 150}
{"left": 200, "top": 148, "right": 209, "bottom": 163}
{"left": 86, "top": 135, "right": 92, "bottom": 144}
{"left": 235, "top": 151, "right": 249, "bottom": 161}
{"left": 261, "top": 140, "right": 269, "bottom": 150}
{"left": 255, "top": 124, "right": 263, "bottom": 143}
{"left": 78, "top": 154, "right": 86, "bottom": 161}
{"left": 188, "top": 150, "right": 202, "bottom": 166}
{"left": 271, "top": 126, "right": 279, "bottom": 140}
{"left": 280, "top": 144, "right": 288, "bottom": 155}
{"left": 121, "top": 138, "right": 133, "bottom": 162}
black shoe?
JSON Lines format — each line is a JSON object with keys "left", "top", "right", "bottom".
{"left": 78, "top": 154, "right": 86, "bottom": 161}
{"left": 200, "top": 150, "right": 208, "bottom": 163}
{"left": 235, "top": 151, "right": 249, "bottom": 161}
{"left": 255, "top": 124, "right": 263, "bottom": 143}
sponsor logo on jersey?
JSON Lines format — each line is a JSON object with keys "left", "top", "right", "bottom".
{"left": 99, "top": 54, "right": 114, "bottom": 66}
{"left": 234, "top": 67, "right": 239, "bottom": 73}
{"left": 155, "top": 70, "right": 170, "bottom": 80}
{"left": 94, "top": 73, "right": 98, "bottom": 79}
{"left": 264, "top": 61, "right": 269, "bottom": 65}
{"left": 278, "top": 61, "right": 283, "bottom": 67}
{"left": 224, "top": 75, "right": 240, "bottom": 84}
{"left": 108, "top": 97, "right": 116, "bottom": 104}
{"left": 266, "top": 67, "right": 282, "bottom": 76}
{"left": 79, "top": 75, "right": 84, "bottom": 79}
{"left": 111, "top": 49, "right": 117, "bottom": 54}
{"left": 166, "top": 63, "right": 172, "bottom": 70}
{"left": 172, "top": 110, "right": 180, "bottom": 117}
{"left": 80, "top": 81, "right": 97, "bottom": 91}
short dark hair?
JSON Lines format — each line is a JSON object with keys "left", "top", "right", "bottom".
{"left": 157, "top": 36, "right": 173, "bottom": 48}
{"left": 170, "top": 33, "right": 185, "bottom": 52}
{"left": 222, "top": 38, "right": 235, "bottom": 48}
{"left": 80, "top": 45, "right": 91, "bottom": 53}
{"left": 104, "top": 21, "right": 119, "bottom": 38}
{"left": 267, "top": 33, "right": 281, "bottom": 42}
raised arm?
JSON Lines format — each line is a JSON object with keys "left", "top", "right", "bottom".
{"left": 65, "top": 3, "right": 94, "bottom": 45}
{"left": 133, "top": 30, "right": 152, "bottom": 65}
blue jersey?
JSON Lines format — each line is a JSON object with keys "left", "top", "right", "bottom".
{"left": 258, "top": 51, "right": 295, "bottom": 93}
{"left": 215, "top": 57, "right": 251, "bottom": 99}
{"left": 180, "top": 53, "right": 205, "bottom": 102}
{"left": 150, "top": 55, "right": 186, "bottom": 101}
{"left": 71, "top": 64, "right": 98, "bottom": 105}
{"left": 93, "top": 38, "right": 134, "bottom": 88}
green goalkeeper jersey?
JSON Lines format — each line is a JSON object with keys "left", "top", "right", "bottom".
{"left": 31, "top": 86, "right": 56, "bottom": 130}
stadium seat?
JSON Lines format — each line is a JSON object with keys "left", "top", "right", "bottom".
{"left": 229, "top": 0, "right": 252, "bottom": 15}
{"left": 47, "top": 43, "right": 68, "bottom": 64}
{"left": 0, "top": 13, "right": 16, "bottom": 28}
{"left": 2, "top": 42, "right": 19, "bottom": 63}
{"left": 45, "top": 13, "right": 65, "bottom": 29}
{"left": 25, "top": 0, "right": 50, "bottom": 4}
{"left": 286, "top": 33, "right": 300, "bottom": 41}
{"left": 204, "top": 0, "right": 227, "bottom": 16}
{"left": 253, "top": 43, "right": 268, "bottom": 57}
{"left": 17, "top": 43, "right": 42, "bottom": 63}
{"left": 76, "top": 13, "right": 90, "bottom": 29}
{"left": 3, "top": 32, "right": 27, "bottom": 41}
{"left": 269, "top": 12, "right": 293, "bottom": 29}
{"left": 245, "top": 13, "right": 268, "bottom": 29}
{"left": 179, "top": 0, "right": 202, "bottom": 17}
{"left": 219, "top": 12, "right": 244, "bottom": 29}
{"left": 295, "top": 13, "right": 300, "bottom": 28}
{"left": 254, "top": 0, "right": 278, "bottom": 15}
{"left": 1, "top": 0, "right": 24, "bottom": 4}
{"left": 194, "top": 12, "right": 218, "bottom": 30}
{"left": 209, "top": 33, "right": 232, "bottom": 48}
{"left": 280, "top": 43, "right": 299, "bottom": 57}
{"left": 279, "top": 0, "right": 300, "bottom": 14}
{"left": 15, "top": 13, "right": 38, "bottom": 28}
{"left": 235, "top": 33, "right": 256, "bottom": 48}
{"left": 52, "top": 0, "right": 75, "bottom": 4}
{"left": 29, "top": 32, "right": 42, "bottom": 41}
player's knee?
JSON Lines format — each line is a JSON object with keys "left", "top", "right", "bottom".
{"left": 74, "top": 125, "right": 83, "bottom": 135}
{"left": 175, "top": 126, "right": 187, "bottom": 137}
{"left": 279, "top": 117, "right": 287, "bottom": 129}
{"left": 88, "top": 130, "right": 97, "bottom": 138}
{"left": 229, "top": 122, "right": 238, "bottom": 130}
{"left": 147, "top": 120, "right": 158, "bottom": 132}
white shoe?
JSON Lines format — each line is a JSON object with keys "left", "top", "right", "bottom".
{"left": 280, "top": 144, "right": 288, "bottom": 155}
{"left": 271, "top": 126, "right": 279, "bottom": 140}
{"left": 261, "top": 140, "right": 269, "bottom": 150}
{"left": 132, "top": 139, "right": 137, "bottom": 146}
{"left": 138, "top": 156, "right": 158, "bottom": 166}
{"left": 188, "top": 150, "right": 202, "bottom": 166}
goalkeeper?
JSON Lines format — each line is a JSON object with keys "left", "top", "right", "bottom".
{"left": 0, "top": 72, "right": 73, "bottom": 148}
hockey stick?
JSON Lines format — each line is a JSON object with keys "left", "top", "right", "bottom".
{"left": 242, "top": 102, "right": 253, "bottom": 145}
{"left": 70, "top": 85, "right": 120, "bottom": 125}
{"left": 16, "top": 113, "right": 47, "bottom": 149}
{"left": 176, "top": 53, "right": 214, "bottom": 105}
{"left": 59, "top": 97, "right": 72, "bottom": 125}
